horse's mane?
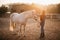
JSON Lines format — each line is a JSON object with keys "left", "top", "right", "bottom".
{"left": 21, "top": 10, "right": 35, "bottom": 14}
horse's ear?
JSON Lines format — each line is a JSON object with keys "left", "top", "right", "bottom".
{"left": 32, "top": 10, "right": 34, "bottom": 13}
{"left": 32, "top": 10, "right": 36, "bottom": 12}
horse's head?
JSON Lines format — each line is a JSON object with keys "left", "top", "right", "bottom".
{"left": 24, "top": 10, "right": 36, "bottom": 18}
{"left": 31, "top": 10, "right": 40, "bottom": 23}
{"left": 24, "top": 10, "right": 40, "bottom": 23}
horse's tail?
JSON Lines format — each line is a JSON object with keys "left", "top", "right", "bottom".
{"left": 9, "top": 13, "right": 17, "bottom": 31}
{"left": 10, "top": 13, "right": 14, "bottom": 19}
{"left": 9, "top": 17, "right": 14, "bottom": 31}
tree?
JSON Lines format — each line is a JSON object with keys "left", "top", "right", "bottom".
{"left": 57, "top": 4, "right": 60, "bottom": 13}
{"left": 0, "top": 5, "right": 8, "bottom": 14}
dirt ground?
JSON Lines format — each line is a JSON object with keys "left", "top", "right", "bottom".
{"left": 0, "top": 18, "right": 60, "bottom": 40}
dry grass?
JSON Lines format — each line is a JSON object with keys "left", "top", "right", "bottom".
{"left": 0, "top": 18, "right": 60, "bottom": 40}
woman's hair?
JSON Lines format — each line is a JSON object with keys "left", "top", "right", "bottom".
{"left": 40, "top": 10, "right": 46, "bottom": 21}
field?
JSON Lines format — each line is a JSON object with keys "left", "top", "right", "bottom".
{"left": 0, "top": 18, "right": 60, "bottom": 40}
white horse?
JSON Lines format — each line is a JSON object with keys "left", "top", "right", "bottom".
{"left": 10, "top": 10, "right": 39, "bottom": 36}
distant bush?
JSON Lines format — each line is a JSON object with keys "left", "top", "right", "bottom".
{"left": 47, "top": 4, "right": 60, "bottom": 13}
{"left": 0, "top": 5, "right": 8, "bottom": 14}
{"left": 9, "top": 3, "right": 41, "bottom": 13}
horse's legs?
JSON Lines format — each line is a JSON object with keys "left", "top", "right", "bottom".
{"left": 13, "top": 23, "right": 16, "bottom": 28}
{"left": 20, "top": 25, "right": 22, "bottom": 34}
{"left": 23, "top": 24, "right": 26, "bottom": 37}
{"left": 18, "top": 24, "right": 22, "bottom": 36}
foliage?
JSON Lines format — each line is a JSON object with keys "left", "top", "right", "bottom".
{"left": 0, "top": 5, "right": 8, "bottom": 14}
{"left": 47, "top": 4, "right": 60, "bottom": 13}
{"left": 57, "top": 4, "right": 60, "bottom": 13}
{"left": 9, "top": 3, "right": 41, "bottom": 13}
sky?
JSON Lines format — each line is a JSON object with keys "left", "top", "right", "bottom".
{"left": 0, "top": 0, "right": 60, "bottom": 6}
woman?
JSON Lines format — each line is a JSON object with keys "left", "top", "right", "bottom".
{"left": 40, "top": 10, "right": 46, "bottom": 38}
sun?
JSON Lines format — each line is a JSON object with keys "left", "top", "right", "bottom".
{"left": 35, "top": 0, "right": 60, "bottom": 5}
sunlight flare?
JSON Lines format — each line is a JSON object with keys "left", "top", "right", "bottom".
{"left": 0, "top": 0, "right": 60, "bottom": 5}
{"left": 10, "top": 26, "right": 14, "bottom": 31}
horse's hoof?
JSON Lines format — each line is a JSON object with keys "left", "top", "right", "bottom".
{"left": 18, "top": 35, "right": 21, "bottom": 37}
{"left": 12, "top": 33, "right": 17, "bottom": 35}
{"left": 24, "top": 36, "right": 25, "bottom": 37}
